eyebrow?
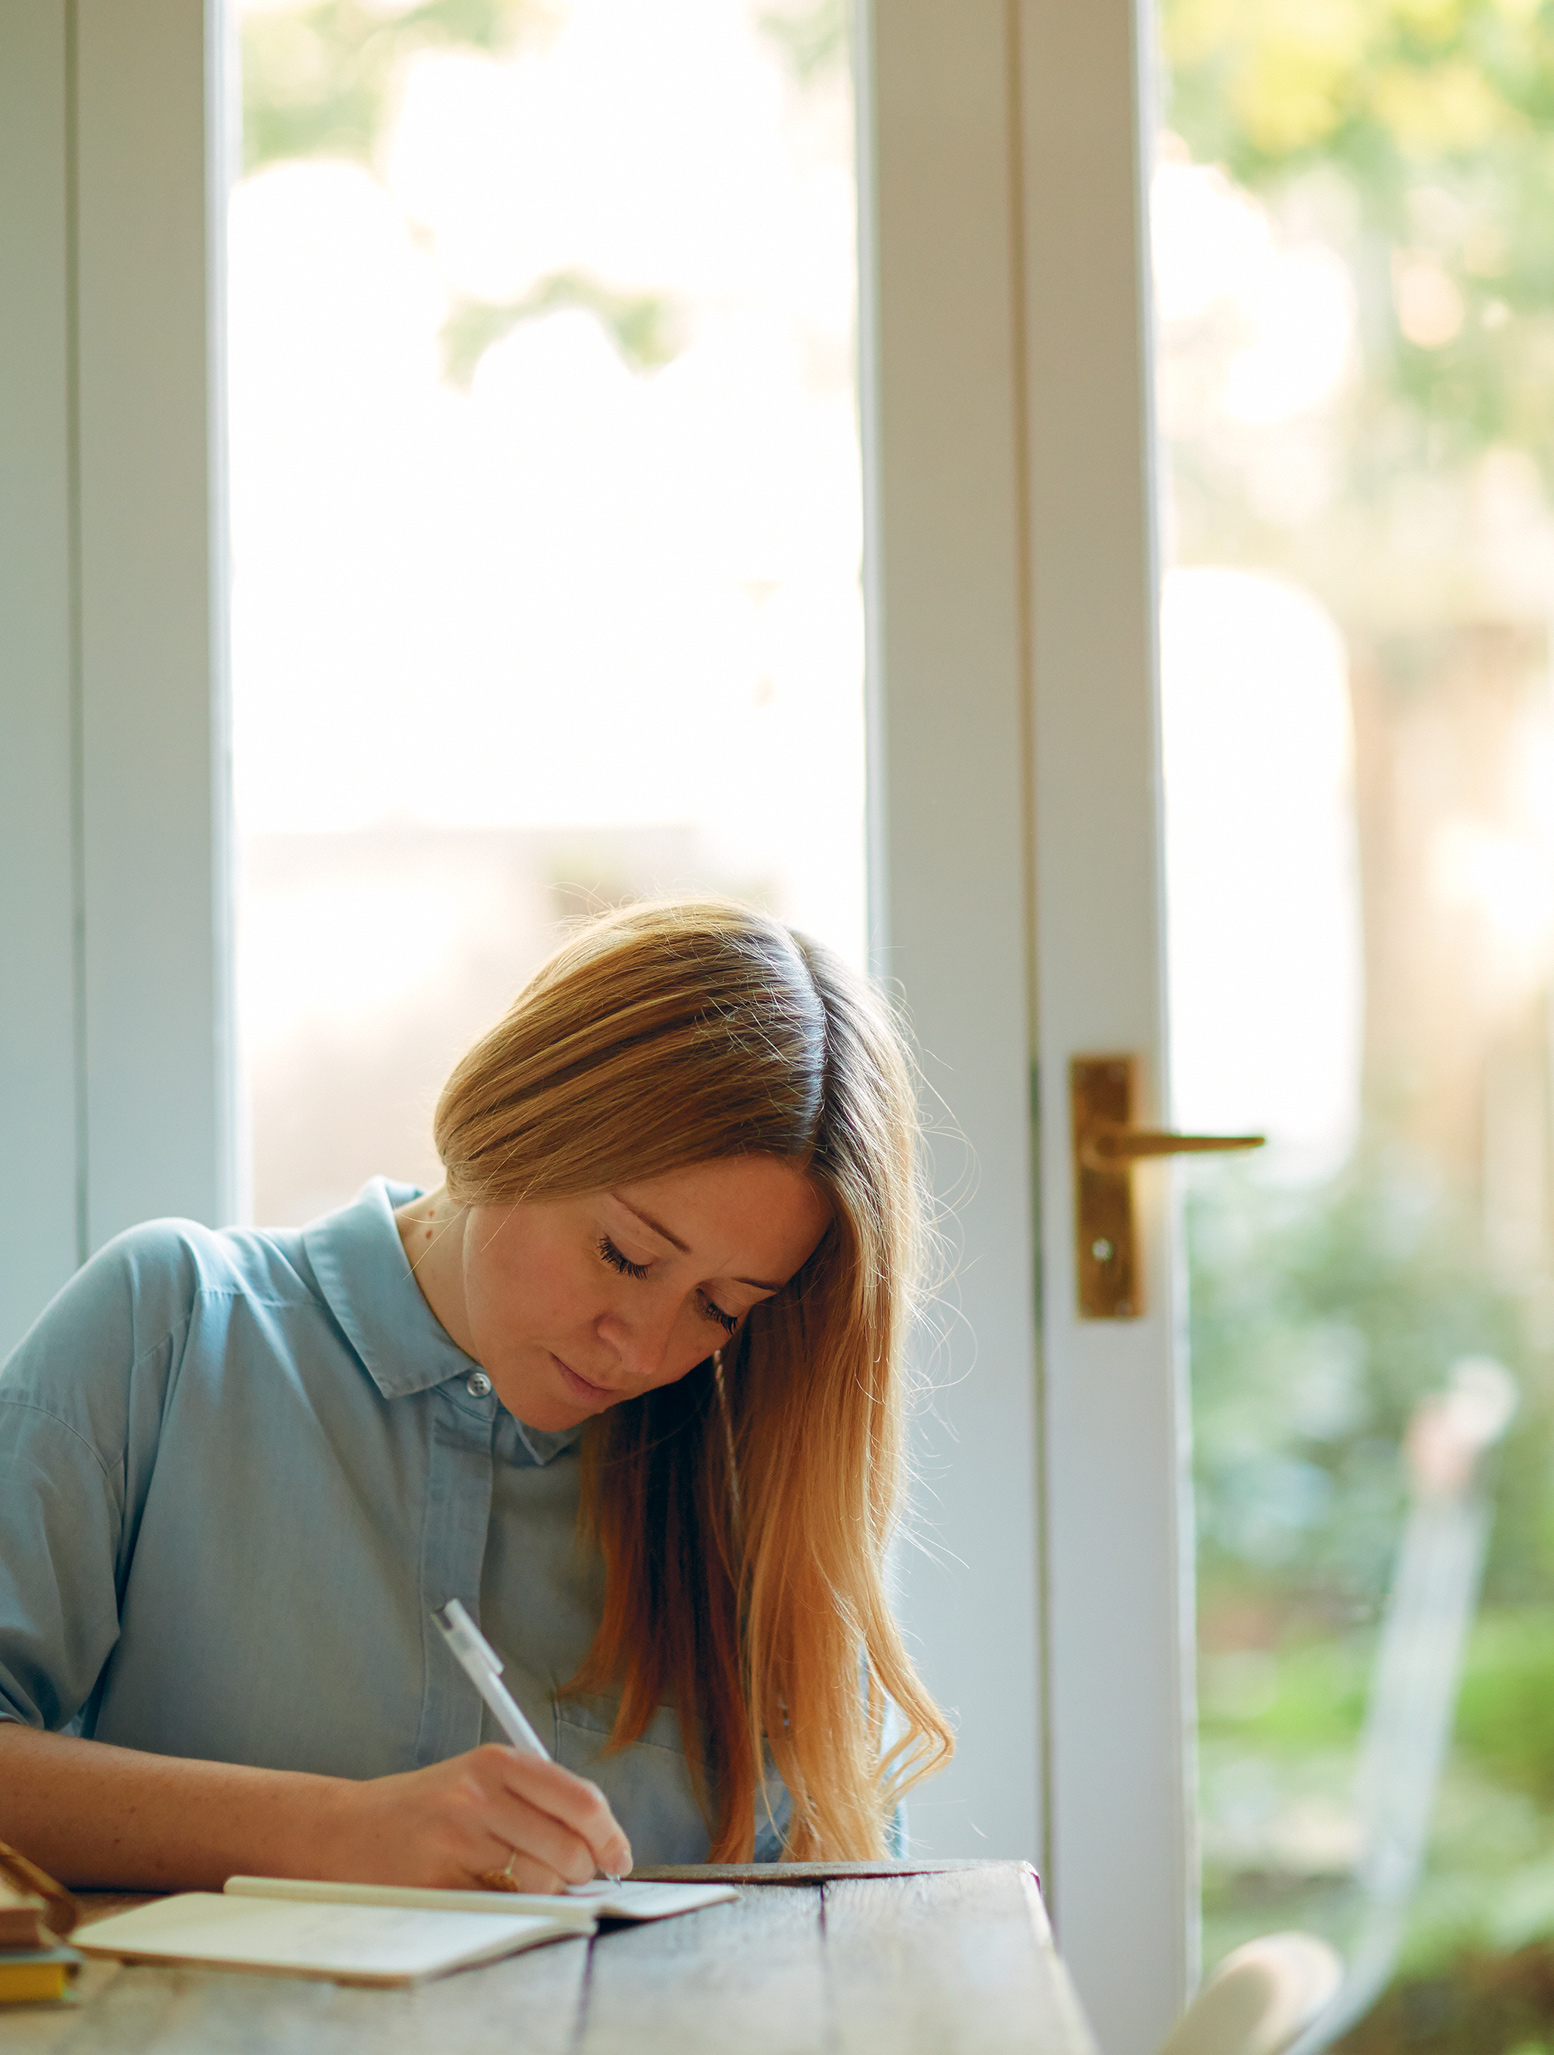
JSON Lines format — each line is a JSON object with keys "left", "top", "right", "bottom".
{"left": 612, "top": 1195, "right": 784, "bottom": 1294}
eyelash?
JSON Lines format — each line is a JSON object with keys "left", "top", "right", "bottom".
{"left": 596, "top": 1234, "right": 739, "bottom": 1336}
{"left": 596, "top": 1234, "right": 648, "bottom": 1280}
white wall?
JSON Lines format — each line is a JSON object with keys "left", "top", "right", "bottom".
{"left": 0, "top": 0, "right": 80, "bottom": 1357}
{"left": 0, "top": 0, "right": 237, "bottom": 1359}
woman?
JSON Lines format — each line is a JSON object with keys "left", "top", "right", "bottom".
{"left": 0, "top": 900, "right": 952, "bottom": 1890}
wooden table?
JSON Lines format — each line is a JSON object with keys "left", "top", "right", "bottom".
{"left": 0, "top": 1861, "right": 1097, "bottom": 2055}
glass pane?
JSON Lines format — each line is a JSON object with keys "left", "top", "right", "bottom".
{"left": 230, "top": 0, "right": 864, "bottom": 1225}
{"left": 1155, "top": 4, "right": 1554, "bottom": 2037}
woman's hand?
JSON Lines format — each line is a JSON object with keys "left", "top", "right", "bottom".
{"left": 315, "top": 1745, "right": 634, "bottom": 1892}
{"left": 0, "top": 1726, "right": 632, "bottom": 1894}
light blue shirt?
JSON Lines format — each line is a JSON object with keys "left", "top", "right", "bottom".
{"left": 0, "top": 1178, "right": 787, "bottom": 1862}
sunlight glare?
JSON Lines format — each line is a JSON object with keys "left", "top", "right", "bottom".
{"left": 1162, "top": 568, "right": 1363, "bottom": 1180}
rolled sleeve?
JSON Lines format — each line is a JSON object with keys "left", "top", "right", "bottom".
{"left": 0, "top": 1402, "right": 122, "bottom": 1728}
{"left": 0, "top": 1224, "right": 191, "bottom": 1734}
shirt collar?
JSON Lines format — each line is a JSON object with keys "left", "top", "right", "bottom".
{"left": 303, "top": 1178, "right": 475, "bottom": 1400}
{"left": 301, "top": 1178, "right": 584, "bottom": 1462}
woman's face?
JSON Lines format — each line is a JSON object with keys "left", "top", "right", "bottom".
{"left": 403, "top": 1158, "right": 830, "bottom": 1431}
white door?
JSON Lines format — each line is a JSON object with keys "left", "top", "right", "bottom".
{"left": 863, "top": 7, "right": 1190, "bottom": 2054}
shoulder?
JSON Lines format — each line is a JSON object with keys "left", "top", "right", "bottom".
{"left": 2, "top": 1217, "right": 339, "bottom": 1505}
{"left": 0, "top": 1220, "right": 328, "bottom": 1470}
{"left": 114, "top": 1215, "right": 317, "bottom": 1318}
{"left": 6, "top": 1218, "right": 312, "bottom": 1374}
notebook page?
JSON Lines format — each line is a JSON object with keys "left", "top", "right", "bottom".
{"left": 226, "top": 1875, "right": 736, "bottom": 1923}
{"left": 225, "top": 1875, "right": 597, "bottom": 1924}
{"left": 562, "top": 1880, "right": 739, "bottom": 1919}
{"left": 79, "top": 1892, "right": 578, "bottom": 1984}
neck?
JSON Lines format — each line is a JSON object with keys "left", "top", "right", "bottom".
{"left": 394, "top": 1188, "right": 476, "bottom": 1356}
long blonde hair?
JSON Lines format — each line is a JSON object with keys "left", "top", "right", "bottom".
{"left": 433, "top": 899, "right": 953, "bottom": 1858}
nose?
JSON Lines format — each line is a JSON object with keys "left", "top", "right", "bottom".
{"left": 596, "top": 1297, "right": 679, "bottom": 1384}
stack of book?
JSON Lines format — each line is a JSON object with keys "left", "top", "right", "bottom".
{"left": 0, "top": 1844, "right": 80, "bottom": 2005}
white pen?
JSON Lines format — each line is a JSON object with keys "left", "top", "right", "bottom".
{"left": 433, "top": 1598, "right": 550, "bottom": 1759}
{"left": 431, "top": 1598, "right": 623, "bottom": 1885}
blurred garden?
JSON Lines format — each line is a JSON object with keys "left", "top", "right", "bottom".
{"left": 1159, "top": 0, "right": 1554, "bottom": 2043}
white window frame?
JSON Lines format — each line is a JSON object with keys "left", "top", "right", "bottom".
{"left": 1, "top": 0, "right": 239, "bottom": 1358}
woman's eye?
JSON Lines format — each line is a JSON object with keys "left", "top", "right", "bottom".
{"left": 599, "top": 1233, "right": 735, "bottom": 1333}
{"left": 597, "top": 1234, "right": 649, "bottom": 1280}
{"left": 700, "top": 1294, "right": 738, "bottom": 1336}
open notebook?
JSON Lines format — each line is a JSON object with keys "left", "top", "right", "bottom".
{"left": 76, "top": 1876, "right": 737, "bottom": 1988}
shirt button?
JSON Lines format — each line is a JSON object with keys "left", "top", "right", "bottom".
{"left": 465, "top": 1371, "right": 492, "bottom": 1398}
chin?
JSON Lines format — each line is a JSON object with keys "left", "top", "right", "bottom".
{"left": 503, "top": 1384, "right": 592, "bottom": 1433}
{"left": 528, "top": 1406, "right": 592, "bottom": 1433}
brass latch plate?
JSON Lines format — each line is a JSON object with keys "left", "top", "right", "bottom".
{"left": 1071, "top": 1056, "right": 1264, "bottom": 1320}
{"left": 1073, "top": 1056, "right": 1141, "bottom": 1319}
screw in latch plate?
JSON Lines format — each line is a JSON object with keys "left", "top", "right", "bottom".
{"left": 1091, "top": 1238, "right": 1113, "bottom": 1262}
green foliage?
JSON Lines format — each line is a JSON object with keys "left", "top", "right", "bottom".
{"left": 441, "top": 274, "right": 680, "bottom": 385}
{"left": 241, "top": 0, "right": 537, "bottom": 172}
{"left": 1201, "top": 1629, "right": 1371, "bottom": 1749}
{"left": 1455, "top": 1610, "right": 1554, "bottom": 1802}
{"left": 1200, "top": 1605, "right": 1554, "bottom": 1796}
{"left": 1190, "top": 1157, "right": 1554, "bottom": 1983}
{"left": 1164, "top": 0, "right": 1554, "bottom": 188}
{"left": 1189, "top": 1150, "right": 1541, "bottom": 1617}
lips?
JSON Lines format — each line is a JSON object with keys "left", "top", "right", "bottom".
{"left": 551, "top": 1354, "right": 620, "bottom": 1404}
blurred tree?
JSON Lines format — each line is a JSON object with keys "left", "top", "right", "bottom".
{"left": 441, "top": 274, "right": 679, "bottom": 385}
{"left": 1161, "top": 0, "right": 1554, "bottom": 594}
{"left": 241, "top": 0, "right": 537, "bottom": 172}
{"left": 240, "top": 0, "right": 691, "bottom": 381}
{"left": 1161, "top": 0, "right": 1554, "bottom": 1441}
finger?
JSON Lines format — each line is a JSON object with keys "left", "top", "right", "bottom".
{"left": 480, "top": 1748, "right": 631, "bottom": 1872}
{"left": 470, "top": 1785, "right": 599, "bottom": 1886}
{"left": 492, "top": 1753, "right": 634, "bottom": 1875}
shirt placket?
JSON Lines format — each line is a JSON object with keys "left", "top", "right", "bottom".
{"left": 413, "top": 1375, "right": 499, "bottom": 1766}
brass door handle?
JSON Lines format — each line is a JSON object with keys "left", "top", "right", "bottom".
{"left": 1079, "top": 1124, "right": 1266, "bottom": 1172}
{"left": 1072, "top": 1057, "right": 1264, "bottom": 1319}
